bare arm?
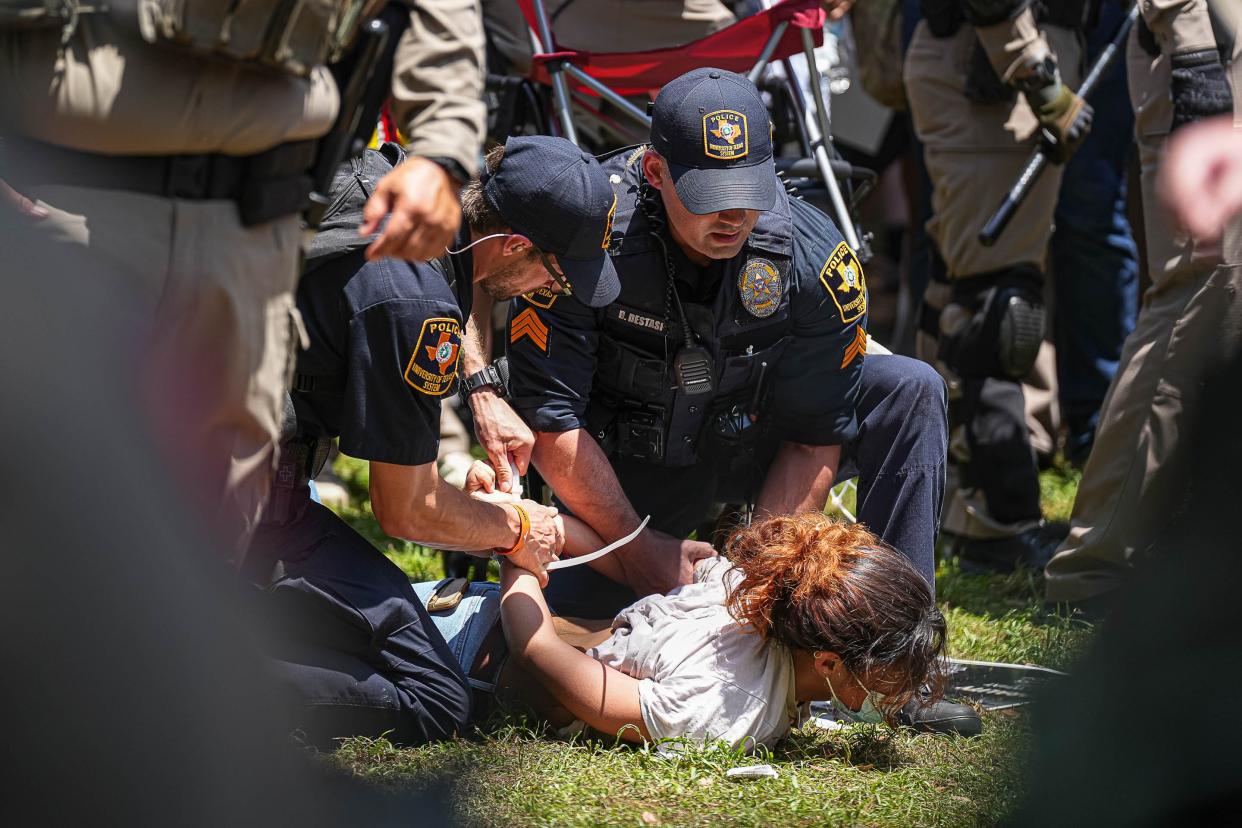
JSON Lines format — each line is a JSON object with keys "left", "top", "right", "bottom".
{"left": 754, "top": 442, "right": 841, "bottom": 518}
{"left": 464, "top": 459, "right": 624, "bottom": 582}
{"left": 369, "top": 458, "right": 563, "bottom": 584}
{"left": 499, "top": 561, "right": 650, "bottom": 743}
{"left": 532, "top": 429, "right": 716, "bottom": 597}
{"left": 461, "top": 291, "right": 535, "bottom": 492}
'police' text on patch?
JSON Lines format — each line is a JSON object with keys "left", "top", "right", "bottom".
{"left": 819, "top": 241, "right": 867, "bottom": 324}
{"left": 404, "top": 317, "right": 462, "bottom": 395}
{"left": 703, "top": 110, "right": 749, "bottom": 161}
{"left": 511, "top": 307, "right": 549, "bottom": 353}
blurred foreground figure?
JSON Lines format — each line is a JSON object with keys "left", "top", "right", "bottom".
{"left": 1015, "top": 351, "right": 1242, "bottom": 826}
{"left": 0, "top": 0, "right": 485, "bottom": 555}
{"left": 1160, "top": 114, "right": 1242, "bottom": 241}
{"left": 1043, "top": 0, "right": 1240, "bottom": 611}
{"left": 0, "top": 206, "right": 437, "bottom": 827}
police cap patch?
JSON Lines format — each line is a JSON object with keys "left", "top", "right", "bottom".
{"left": 404, "top": 317, "right": 462, "bottom": 396}
{"left": 819, "top": 241, "right": 867, "bottom": 324}
{"left": 703, "top": 110, "right": 749, "bottom": 161}
{"left": 738, "top": 257, "right": 782, "bottom": 318}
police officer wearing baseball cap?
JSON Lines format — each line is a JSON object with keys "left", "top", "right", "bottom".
{"left": 497, "top": 69, "right": 978, "bottom": 735}
{"left": 246, "top": 136, "right": 619, "bottom": 749}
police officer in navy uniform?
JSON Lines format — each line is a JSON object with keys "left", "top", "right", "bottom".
{"left": 499, "top": 69, "right": 977, "bottom": 736}
{"left": 503, "top": 69, "right": 932, "bottom": 614}
{"left": 246, "top": 136, "right": 621, "bottom": 748}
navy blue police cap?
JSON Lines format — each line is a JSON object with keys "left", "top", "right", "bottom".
{"left": 651, "top": 67, "right": 778, "bottom": 215}
{"left": 482, "top": 136, "right": 620, "bottom": 308}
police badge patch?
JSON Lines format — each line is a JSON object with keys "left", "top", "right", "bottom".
{"left": 819, "top": 241, "right": 868, "bottom": 324}
{"left": 738, "top": 258, "right": 782, "bottom": 318}
{"left": 404, "top": 317, "right": 462, "bottom": 395}
{"left": 703, "top": 109, "right": 749, "bottom": 161}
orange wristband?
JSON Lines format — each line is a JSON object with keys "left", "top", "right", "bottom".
{"left": 499, "top": 502, "right": 530, "bottom": 557}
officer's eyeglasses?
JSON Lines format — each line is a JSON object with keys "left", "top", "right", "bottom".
{"left": 536, "top": 248, "right": 573, "bottom": 296}
{"left": 446, "top": 233, "right": 573, "bottom": 296}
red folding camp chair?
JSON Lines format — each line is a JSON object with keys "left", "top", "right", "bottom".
{"left": 511, "top": 0, "right": 865, "bottom": 252}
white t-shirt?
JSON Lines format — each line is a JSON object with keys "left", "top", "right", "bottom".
{"left": 586, "top": 557, "right": 805, "bottom": 750}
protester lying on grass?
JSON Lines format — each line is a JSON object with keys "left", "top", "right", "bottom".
{"left": 496, "top": 511, "right": 949, "bottom": 750}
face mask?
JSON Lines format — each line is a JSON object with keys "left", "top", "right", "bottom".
{"left": 826, "top": 669, "right": 886, "bottom": 724}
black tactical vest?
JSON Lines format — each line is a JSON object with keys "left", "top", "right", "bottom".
{"left": 587, "top": 147, "right": 796, "bottom": 468}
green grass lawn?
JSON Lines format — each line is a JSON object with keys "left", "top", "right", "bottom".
{"left": 324, "top": 456, "right": 1091, "bottom": 827}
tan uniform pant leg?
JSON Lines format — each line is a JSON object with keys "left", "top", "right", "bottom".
{"left": 903, "top": 21, "right": 1082, "bottom": 278}
{"left": 483, "top": 0, "right": 735, "bottom": 74}
{"left": 1045, "top": 31, "right": 1242, "bottom": 602}
{"left": 905, "top": 21, "right": 1079, "bottom": 539}
{"left": 26, "top": 185, "right": 302, "bottom": 556}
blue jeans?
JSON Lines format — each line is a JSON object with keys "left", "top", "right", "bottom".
{"left": 1050, "top": 5, "right": 1140, "bottom": 463}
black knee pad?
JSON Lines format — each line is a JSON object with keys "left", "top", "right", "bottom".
{"left": 938, "top": 266, "right": 1045, "bottom": 380}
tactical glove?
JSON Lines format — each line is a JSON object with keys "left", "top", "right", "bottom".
{"left": 1170, "top": 50, "right": 1234, "bottom": 132}
{"left": 1032, "top": 83, "right": 1093, "bottom": 164}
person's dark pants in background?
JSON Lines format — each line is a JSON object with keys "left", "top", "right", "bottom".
{"left": 544, "top": 353, "right": 947, "bottom": 618}
{"left": 249, "top": 497, "right": 473, "bottom": 749}
{"left": 1050, "top": 2, "right": 1140, "bottom": 465}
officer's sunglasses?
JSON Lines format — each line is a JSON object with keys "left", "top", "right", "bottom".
{"left": 536, "top": 248, "right": 573, "bottom": 296}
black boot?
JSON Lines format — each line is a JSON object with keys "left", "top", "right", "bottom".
{"left": 896, "top": 696, "right": 983, "bottom": 737}
{"left": 949, "top": 524, "right": 1065, "bottom": 574}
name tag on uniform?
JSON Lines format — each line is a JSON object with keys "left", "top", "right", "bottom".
{"left": 607, "top": 305, "right": 668, "bottom": 335}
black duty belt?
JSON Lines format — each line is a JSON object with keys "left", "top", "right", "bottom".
{"left": 3, "top": 136, "right": 317, "bottom": 226}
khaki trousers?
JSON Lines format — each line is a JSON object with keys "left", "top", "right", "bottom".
{"left": 1044, "top": 30, "right": 1242, "bottom": 602}
{"left": 22, "top": 184, "right": 304, "bottom": 556}
{"left": 903, "top": 21, "right": 1082, "bottom": 278}
{"left": 905, "top": 21, "right": 1080, "bottom": 539}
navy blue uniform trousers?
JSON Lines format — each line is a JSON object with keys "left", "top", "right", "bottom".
{"left": 249, "top": 498, "right": 472, "bottom": 749}
{"left": 544, "top": 353, "right": 947, "bottom": 617}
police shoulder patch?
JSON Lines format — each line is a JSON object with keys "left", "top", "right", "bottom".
{"left": 405, "top": 317, "right": 462, "bottom": 396}
{"left": 523, "top": 286, "right": 558, "bottom": 309}
{"left": 819, "top": 241, "right": 867, "bottom": 323}
{"left": 703, "top": 109, "right": 749, "bottom": 160}
{"left": 511, "top": 307, "right": 549, "bottom": 353}
{"left": 738, "top": 257, "right": 782, "bottom": 318}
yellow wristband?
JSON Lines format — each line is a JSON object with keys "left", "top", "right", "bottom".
{"left": 499, "top": 502, "right": 530, "bottom": 557}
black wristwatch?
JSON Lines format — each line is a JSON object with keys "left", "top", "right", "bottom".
{"left": 458, "top": 363, "right": 507, "bottom": 405}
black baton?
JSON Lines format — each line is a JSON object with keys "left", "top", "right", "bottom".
{"left": 978, "top": 5, "right": 1139, "bottom": 247}
{"left": 306, "top": 18, "right": 391, "bottom": 230}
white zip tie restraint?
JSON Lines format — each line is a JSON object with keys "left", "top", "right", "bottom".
{"left": 546, "top": 515, "right": 650, "bottom": 571}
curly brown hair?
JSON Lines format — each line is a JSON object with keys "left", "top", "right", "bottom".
{"left": 724, "top": 513, "right": 947, "bottom": 716}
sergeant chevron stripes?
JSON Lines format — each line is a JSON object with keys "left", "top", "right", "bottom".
{"left": 511, "top": 307, "right": 549, "bottom": 352}
{"left": 841, "top": 326, "right": 867, "bottom": 368}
